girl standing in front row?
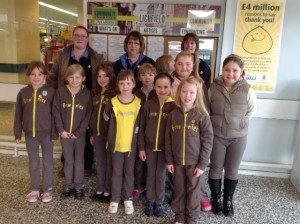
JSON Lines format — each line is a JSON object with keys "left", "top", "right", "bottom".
{"left": 138, "top": 73, "right": 177, "bottom": 217}
{"left": 102, "top": 70, "right": 142, "bottom": 215}
{"left": 53, "top": 64, "right": 92, "bottom": 200}
{"left": 165, "top": 76, "right": 213, "bottom": 224}
{"left": 14, "top": 61, "right": 57, "bottom": 203}
{"left": 89, "top": 62, "right": 117, "bottom": 203}
{"left": 208, "top": 54, "right": 256, "bottom": 217}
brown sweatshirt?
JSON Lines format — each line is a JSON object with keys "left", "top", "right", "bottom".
{"left": 165, "top": 107, "right": 213, "bottom": 171}
{"left": 14, "top": 84, "right": 57, "bottom": 140}
{"left": 134, "top": 88, "right": 156, "bottom": 104}
{"left": 89, "top": 90, "right": 117, "bottom": 137}
{"left": 138, "top": 95, "right": 177, "bottom": 151}
{"left": 52, "top": 85, "right": 92, "bottom": 138}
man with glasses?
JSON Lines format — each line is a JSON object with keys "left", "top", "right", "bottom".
{"left": 47, "top": 25, "right": 103, "bottom": 180}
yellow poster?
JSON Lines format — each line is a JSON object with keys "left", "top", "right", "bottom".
{"left": 233, "top": 0, "right": 285, "bottom": 92}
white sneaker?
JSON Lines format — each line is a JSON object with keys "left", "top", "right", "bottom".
{"left": 124, "top": 200, "right": 134, "bottom": 215}
{"left": 27, "top": 191, "right": 39, "bottom": 203}
{"left": 42, "top": 192, "right": 53, "bottom": 203}
{"left": 108, "top": 202, "right": 119, "bottom": 214}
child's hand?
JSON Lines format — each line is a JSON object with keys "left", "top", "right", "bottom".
{"left": 167, "top": 164, "right": 174, "bottom": 173}
{"left": 139, "top": 150, "right": 146, "bottom": 161}
{"left": 60, "top": 131, "right": 70, "bottom": 139}
{"left": 194, "top": 168, "right": 204, "bottom": 177}
{"left": 90, "top": 136, "right": 94, "bottom": 145}
{"left": 70, "top": 134, "right": 77, "bottom": 139}
{"left": 15, "top": 139, "right": 21, "bottom": 144}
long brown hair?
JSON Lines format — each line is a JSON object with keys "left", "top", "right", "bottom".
{"left": 155, "top": 55, "right": 174, "bottom": 74}
{"left": 92, "top": 62, "right": 115, "bottom": 95}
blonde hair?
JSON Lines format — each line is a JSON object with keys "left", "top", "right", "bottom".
{"left": 155, "top": 55, "right": 173, "bottom": 74}
{"left": 138, "top": 63, "right": 157, "bottom": 76}
{"left": 64, "top": 64, "right": 85, "bottom": 80}
{"left": 174, "top": 51, "right": 194, "bottom": 64}
{"left": 175, "top": 51, "right": 206, "bottom": 84}
{"left": 175, "top": 76, "right": 208, "bottom": 115}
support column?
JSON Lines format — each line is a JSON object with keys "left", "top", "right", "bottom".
{"left": 0, "top": 0, "right": 40, "bottom": 83}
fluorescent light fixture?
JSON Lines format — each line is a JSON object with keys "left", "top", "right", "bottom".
{"left": 38, "top": 1, "right": 78, "bottom": 17}
{"left": 39, "top": 17, "right": 69, "bottom": 26}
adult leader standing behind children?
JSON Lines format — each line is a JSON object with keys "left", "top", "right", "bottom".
{"left": 47, "top": 25, "right": 103, "bottom": 177}
{"left": 181, "top": 32, "right": 212, "bottom": 89}
{"left": 208, "top": 54, "right": 256, "bottom": 217}
{"left": 113, "top": 30, "right": 155, "bottom": 90}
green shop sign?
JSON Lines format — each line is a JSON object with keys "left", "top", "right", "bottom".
{"left": 92, "top": 7, "right": 117, "bottom": 26}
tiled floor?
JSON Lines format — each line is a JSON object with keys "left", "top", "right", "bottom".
{"left": 1, "top": 103, "right": 300, "bottom": 224}
{"left": 0, "top": 154, "right": 299, "bottom": 224}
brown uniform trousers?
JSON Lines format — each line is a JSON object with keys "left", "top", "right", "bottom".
{"left": 110, "top": 150, "right": 136, "bottom": 203}
{"left": 145, "top": 146, "right": 166, "bottom": 204}
{"left": 172, "top": 164, "right": 201, "bottom": 224}
{"left": 25, "top": 132, "right": 53, "bottom": 193}
{"left": 93, "top": 135, "right": 112, "bottom": 193}
{"left": 61, "top": 135, "right": 85, "bottom": 190}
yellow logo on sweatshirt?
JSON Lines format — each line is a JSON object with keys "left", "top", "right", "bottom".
{"left": 37, "top": 95, "right": 46, "bottom": 103}
{"left": 187, "top": 123, "right": 198, "bottom": 132}
{"left": 172, "top": 125, "right": 182, "bottom": 131}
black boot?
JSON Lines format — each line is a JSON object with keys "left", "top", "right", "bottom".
{"left": 208, "top": 178, "right": 222, "bottom": 215}
{"left": 223, "top": 178, "right": 238, "bottom": 217}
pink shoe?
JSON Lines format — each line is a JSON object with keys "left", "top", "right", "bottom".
{"left": 132, "top": 189, "right": 144, "bottom": 198}
{"left": 200, "top": 200, "right": 212, "bottom": 212}
{"left": 27, "top": 191, "right": 39, "bottom": 203}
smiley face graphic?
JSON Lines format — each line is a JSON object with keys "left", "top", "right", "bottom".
{"left": 242, "top": 26, "right": 273, "bottom": 54}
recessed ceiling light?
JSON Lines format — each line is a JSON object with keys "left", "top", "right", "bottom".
{"left": 38, "top": 1, "right": 78, "bottom": 17}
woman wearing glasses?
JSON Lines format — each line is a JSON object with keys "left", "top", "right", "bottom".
{"left": 113, "top": 30, "right": 155, "bottom": 90}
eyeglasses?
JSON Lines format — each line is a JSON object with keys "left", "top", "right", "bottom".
{"left": 73, "top": 34, "right": 88, "bottom": 39}
{"left": 127, "top": 41, "right": 140, "bottom": 46}
{"left": 184, "top": 41, "right": 196, "bottom": 45}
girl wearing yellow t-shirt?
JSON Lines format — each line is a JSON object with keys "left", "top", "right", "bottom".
{"left": 102, "top": 69, "right": 141, "bottom": 215}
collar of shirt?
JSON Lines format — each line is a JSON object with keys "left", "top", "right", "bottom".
{"left": 71, "top": 48, "right": 89, "bottom": 60}
{"left": 120, "top": 53, "right": 145, "bottom": 71}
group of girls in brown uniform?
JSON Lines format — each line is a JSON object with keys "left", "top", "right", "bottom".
{"left": 14, "top": 29, "right": 256, "bottom": 224}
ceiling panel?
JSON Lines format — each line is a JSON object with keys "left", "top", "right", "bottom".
{"left": 39, "top": 0, "right": 83, "bottom": 28}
